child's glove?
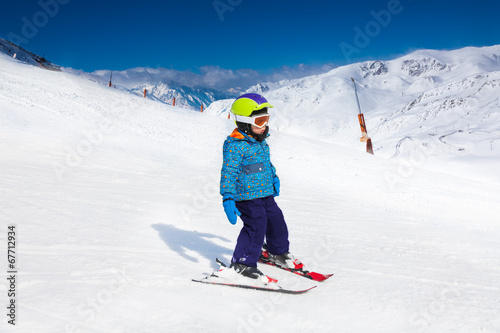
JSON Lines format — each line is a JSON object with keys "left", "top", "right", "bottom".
{"left": 223, "top": 199, "right": 241, "bottom": 225}
{"left": 273, "top": 176, "right": 280, "bottom": 197}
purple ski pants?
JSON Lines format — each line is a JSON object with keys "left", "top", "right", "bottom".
{"left": 231, "top": 195, "right": 289, "bottom": 267}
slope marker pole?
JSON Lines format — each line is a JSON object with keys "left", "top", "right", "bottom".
{"left": 351, "top": 78, "right": 374, "bottom": 155}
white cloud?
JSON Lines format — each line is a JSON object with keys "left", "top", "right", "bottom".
{"left": 196, "top": 63, "right": 337, "bottom": 93}
{"left": 81, "top": 63, "right": 337, "bottom": 95}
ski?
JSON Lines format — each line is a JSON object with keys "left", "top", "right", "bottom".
{"left": 192, "top": 278, "right": 316, "bottom": 294}
{"left": 192, "top": 258, "right": 317, "bottom": 294}
{"left": 258, "top": 247, "right": 333, "bottom": 282}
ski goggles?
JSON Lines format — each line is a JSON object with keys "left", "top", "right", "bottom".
{"left": 232, "top": 113, "right": 270, "bottom": 128}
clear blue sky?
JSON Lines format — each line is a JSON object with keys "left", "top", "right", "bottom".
{"left": 2, "top": 0, "right": 499, "bottom": 74}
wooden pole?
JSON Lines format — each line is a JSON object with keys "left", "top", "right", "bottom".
{"left": 143, "top": 89, "right": 147, "bottom": 98}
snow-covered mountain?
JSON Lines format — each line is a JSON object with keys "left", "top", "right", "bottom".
{"left": 67, "top": 67, "right": 236, "bottom": 111}
{"left": 0, "top": 37, "right": 60, "bottom": 71}
{"left": 205, "top": 45, "right": 500, "bottom": 181}
{"left": 129, "top": 80, "right": 234, "bottom": 111}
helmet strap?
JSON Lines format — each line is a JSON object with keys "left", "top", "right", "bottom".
{"left": 252, "top": 126, "right": 269, "bottom": 142}
{"left": 236, "top": 122, "right": 252, "bottom": 136}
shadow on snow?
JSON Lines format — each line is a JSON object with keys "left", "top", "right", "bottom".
{"left": 152, "top": 223, "right": 233, "bottom": 269}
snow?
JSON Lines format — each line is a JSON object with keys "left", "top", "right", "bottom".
{"left": 205, "top": 45, "right": 500, "bottom": 185}
{"left": 1, "top": 50, "right": 500, "bottom": 333}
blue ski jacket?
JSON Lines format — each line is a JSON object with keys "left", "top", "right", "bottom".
{"left": 220, "top": 128, "right": 277, "bottom": 201}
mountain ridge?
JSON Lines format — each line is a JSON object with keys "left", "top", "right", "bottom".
{"left": 0, "top": 37, "right": 60, "bottom": 71}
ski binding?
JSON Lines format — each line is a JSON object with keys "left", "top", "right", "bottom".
{"left": 259, "top": 247, "right": 333, "bottom": 282}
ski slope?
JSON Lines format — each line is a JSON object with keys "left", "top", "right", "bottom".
{"left": 1, "top": 53, "right": 500, "bottom": 333}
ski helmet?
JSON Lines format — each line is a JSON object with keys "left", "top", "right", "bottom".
{"left": 230, "top": 93, "right": 273, "bottom": 141}
{"left": 230, "top": 93, "right": 273, "bottom": 117}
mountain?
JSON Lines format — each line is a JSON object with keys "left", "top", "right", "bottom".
{"left": 0, "top": 37, "right": 60, "bottom": 71}
{"left": 128, "top": 80, "right": 234, "bottom": 110}
{"left": 205, "top": 45, "right": 500, "bottom": 181}
{"left": 71, "top": 67, "right": 237, "bottom": 111}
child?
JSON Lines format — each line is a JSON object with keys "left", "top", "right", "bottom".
{"left": 220, "top": 93, "right": 302, "bottom": 281}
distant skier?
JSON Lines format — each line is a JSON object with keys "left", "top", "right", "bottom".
{"left": 220, "top": 93, "right": 303, "bottom": 281}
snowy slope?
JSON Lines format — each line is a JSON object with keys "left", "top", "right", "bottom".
{"left": 1, "top": 52, "right": 500, "bottom": 333}
{"left": 205, "top": 45, "right": 500, "bottom": 183}
{"left": 0, "top": 37, "right": 232, "bottom": 111}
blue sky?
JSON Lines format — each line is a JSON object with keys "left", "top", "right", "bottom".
{"left": 2, "top": 0, "right": 499, "bottom": 89}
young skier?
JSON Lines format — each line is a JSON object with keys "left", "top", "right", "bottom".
{"left": 220, "top": 93, "right": 303, "bottom": 282}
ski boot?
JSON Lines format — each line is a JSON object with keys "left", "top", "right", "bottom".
{"left": 230, "top": 262, "right": 278, "bottom": 284}
{"left": 260, "top": 244, "right": 304, "bottom": 271}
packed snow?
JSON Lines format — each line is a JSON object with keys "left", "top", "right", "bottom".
{"left": 1, "top": 49, "right": 499, "bottom": 333}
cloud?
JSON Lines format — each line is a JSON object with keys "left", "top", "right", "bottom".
{"left": 196, "top": 63, "right": 337, "bottom": 92}
{"left": 82, "top": 63, "right": 337, "bottom": 94}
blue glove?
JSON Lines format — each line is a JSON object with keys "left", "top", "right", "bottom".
{"left": 223, "top": 199, "right": 241, "bottom": 225}
{"left": 273, "top": 176, "right": 280, "bottom": 197}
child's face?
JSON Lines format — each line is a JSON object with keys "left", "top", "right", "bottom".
{"left": 251, "top": 125, "right": 266, "bottom": 135}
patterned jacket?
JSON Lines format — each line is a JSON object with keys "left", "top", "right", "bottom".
{"left": 220, "top": 128, "right": 277, "bottom": 201}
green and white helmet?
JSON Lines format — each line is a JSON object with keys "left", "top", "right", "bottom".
{"left": 231, "top": 93, "right": 273, "bottom": 117}
{"left": 230, "top": 93, "right": 273, "bottom": 139}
